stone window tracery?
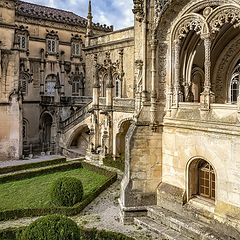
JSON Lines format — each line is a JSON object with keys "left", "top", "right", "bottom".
{"left": 114, "top": 75, "right": 122, "bottom": 98}
{"left": 71, "top": 34, "right": 83, "bottom": 58}
{"left": 46, "top": 30, "right": 59, "bottom": 54}
{"left": 45, "top": 74, "right": 57, "bottom": 96}
{"left": 15, "top": 26, "right": 29, "bottom": 51}
{"left": 72, "top": 72, "right": 85, "bottom": 96}
{"left": 229, "top": 63, "right": 240, "bottom": 103}
{"left": 19, "top": 72, "right": 31, "bottom": 95}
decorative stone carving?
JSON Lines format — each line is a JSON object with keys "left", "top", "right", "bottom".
{"left": 176, "top": 18, "right": 203, "bottom": 40}
{"left": 208, "top": 6, "right": 240, "bottom": 33}
{"left": 135, "top": 60, "right": 143, "bottom": 94}
{"left": 154, "top": 0, "right": 170, "bottom": 24}
{"left": 203, "top": 7, "right": 213, "bottom": 18}
{"left": 132, "top": 0, "right": 144, "bottom": 22}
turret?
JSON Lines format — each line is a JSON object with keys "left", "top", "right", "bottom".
{"left": 85, "top": 0, "right": 93, "bottom": 47}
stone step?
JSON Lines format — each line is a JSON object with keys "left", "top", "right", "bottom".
{"left": 134, "top": 216, "right": 192, "bottom": 240}
{"left": 147, "top": 206, "right": 233, "bottom": 240}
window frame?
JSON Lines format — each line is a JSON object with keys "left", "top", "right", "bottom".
{"left": 229, "top": 63, "right": 240, "bottom": 104}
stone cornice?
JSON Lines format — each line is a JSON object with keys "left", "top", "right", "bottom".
{"left": 84, "top": 38, "right": 134, "bottom": 52}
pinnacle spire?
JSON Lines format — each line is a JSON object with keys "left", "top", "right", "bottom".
{"left": 86, "top": 0, "right": 93, "bottom": 46}
{"left": 88, "top": 0, "right": 92, "bottom": 19}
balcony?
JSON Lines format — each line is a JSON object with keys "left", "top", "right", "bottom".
{"left": 40, "top": 96, "right": 55, "bottom": 105}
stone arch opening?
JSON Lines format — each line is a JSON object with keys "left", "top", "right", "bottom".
{"left": 188, "top": 158, "right": 216, "bottom": 201}
{"left": 115, "top": 120, "right": 132, "bottom": 159}
{"left": 40, "top": 112, "right": 53, "bottom": 146}
{"left": 69, "top": 125, "right": 90, "bottom": 156}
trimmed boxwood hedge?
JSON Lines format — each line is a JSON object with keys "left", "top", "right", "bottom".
{"left": 51, "top": 177, "right": 84, "bottom": 207}
{"left": 0, "top": 161, "right": 117, "bottom": 221}
{"left": 0, "top": 226, "right": 134, "bottom": 240}
{"left": 0, "top": 162, "right": 82, "bottom": 184}
{"left": 19, "top": 215, "right": 80, "bottom": 240}
{"left": 0, "top": 157, "right": 66, "bottom": 175}
{"left": 81, "top": 228, "right": 135, "bottom": 240}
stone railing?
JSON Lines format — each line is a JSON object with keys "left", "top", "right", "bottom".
{"left": 60, "top": 101, "right": 93, "bottom": 132}
{"left": 170, "top": 102, "right": 238, "bottom": 124}
{"left": 60, "top": 97, "right": 135, "bottom": 133}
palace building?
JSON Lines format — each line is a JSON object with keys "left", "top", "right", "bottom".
{"left": 1, "top": 0, "right": 240, "bottom": 238}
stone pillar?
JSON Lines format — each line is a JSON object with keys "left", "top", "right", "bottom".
{"left": 106, "top": 64, "right": 114, "bottom": 155}
{"left": 40, "top": 49, "right": 45, "bottom": 95}
{"left": 150, "top": 38, "right": 158, "bottom": 128}
{"left": 60, "top": 51, "right": 65, "bottom": 95}
{"left": 134, "top": 60, "right": 143, "bottom": 121}
{"left": 141, "top": 0, "right": 148, "bottom": 103}
{"left": 173, "top": 39, "right": 183, "bottom": 108}
{"left": 200, "top": 35, "right": 215, "bottom": 110}
{"left": 92, "top": 54, "right": 100, "bottom": 151}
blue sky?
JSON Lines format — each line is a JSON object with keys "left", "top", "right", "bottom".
{"left": 24, "top": 0, "right": 134, "bottom": 30}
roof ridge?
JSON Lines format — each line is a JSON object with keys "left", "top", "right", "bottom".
{"left": 17, "top": 0, "right": 85, "bottom": 18}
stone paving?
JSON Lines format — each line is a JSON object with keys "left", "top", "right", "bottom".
{"left": 0, "top": 155, "right": 63, "bottom": 168}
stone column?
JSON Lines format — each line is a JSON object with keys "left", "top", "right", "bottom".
{"left": 105, "top": 64, "right": 114, "bottom": 155}
{"left": 200, "top": 35, "right": 215, "bottom": 110}
{"left": 174, "top": 40, "right": 183, "bottom": 108}
{"left": 92, "top": 54, "right": 100, "bottom": 151}
{"left": 93, "top": 54, "right": 100, "bottom": 107}
{"left": 142, "top": 0, "right": 148, "bottom": 103}
{"left": 40, "top": 49, "right": 45, "bottom": 95}
{"left": 118, "top": 49, "right": 124, "bottom": 98}
{"left": 60, "top": 51, "right": 65, "bottom": 95}
{"left": 134, "top": 60, "right": 143, "bottom": 121}
{"left": 150, "top": 38, "right": 158, "bottom": 128}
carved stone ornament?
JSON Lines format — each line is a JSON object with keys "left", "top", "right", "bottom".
{"left": 209, "top": 7, "right": 240, "bottom": 34}
{"left": 154, "top": 0, "right": 170, "bottom": 25}
{"left": 132, "top": 0, "right": 144, "bottom": 22}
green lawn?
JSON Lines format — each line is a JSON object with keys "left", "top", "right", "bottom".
{"left": 0, "top": 168, "right": 108, "bottom": 211}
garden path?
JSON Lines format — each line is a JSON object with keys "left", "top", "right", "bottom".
{"left": 0, "top": 160, "right": 159, "bottom": 239}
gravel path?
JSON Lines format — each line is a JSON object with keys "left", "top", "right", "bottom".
{"left": 72, "top": 180, "right": 159, "bottom": 240}
{"left": 0, "top": 179, "right": 158, "bottom": 239}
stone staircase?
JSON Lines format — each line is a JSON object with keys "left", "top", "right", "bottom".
{"left": 60, "top": 101, "right": 92, "bottom": 133}
{"left": 134, "top": 205, "right": 236, "bottom": 240}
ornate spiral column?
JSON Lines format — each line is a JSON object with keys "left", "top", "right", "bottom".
{"left": 150, "top": 37, "right": 158, "bottom": 129}
{"left": 174, "top": 39, "right": 183, "bottom": 107}
{"left": 200, "top": 34, "right": 215, "bottom": 110}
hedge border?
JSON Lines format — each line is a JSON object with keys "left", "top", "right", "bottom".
{"left": 0, "top": 226, "right": 134, "bottom": 240}
{"left": 0, "top": 162, "right": 83, "bottom": 184}
{"left": 0, "top": 157, "right": 66, "bottom": 175}
{"left": 0, "top": 161, "right": 117, "bottom": 221}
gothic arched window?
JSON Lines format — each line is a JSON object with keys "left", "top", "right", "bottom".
{"left": 19, "top": 72, "right": 30, "bottom": 95}
{"left": 45, "top": 74, "right": 57, "bottom": 96}
{"left": 114, "top": 75, "right": 122, "bottom": 98}
{"left": 230, "top": 63, "right": 240, "bottom": 103}
{"left": 72, "top": 72, "right": 85, "bottom": 96}
{"left": 46, "top": 31, "right": 59, "bottom": 55}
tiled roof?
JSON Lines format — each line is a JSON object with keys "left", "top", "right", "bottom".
{"left": 16, "top": 0, "right": 113, "bottom": 32}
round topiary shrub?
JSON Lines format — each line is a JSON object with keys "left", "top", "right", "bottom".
{"left": 19, "top": 214, "right": 80, "bottom": 240}
{"left": 51, "top": 177, "right": 83, "bottom": 207}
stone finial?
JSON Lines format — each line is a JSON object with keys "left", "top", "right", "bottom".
{"left": 86, "top": 0, "right": 93, "bottom": 37}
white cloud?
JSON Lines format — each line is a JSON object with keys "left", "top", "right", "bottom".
{"left": 23, "top": 0, "right": 134, "bottom": 30}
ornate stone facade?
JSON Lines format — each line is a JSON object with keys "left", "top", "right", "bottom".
{"left": 1, "top": 0, "right": 240, "bottom": 237}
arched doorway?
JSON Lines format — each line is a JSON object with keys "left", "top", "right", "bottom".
{"left": 69, "top": 125, "right": 90, "bottom": 156}
{"left": 41, "top": 113, "right": 53, "bottom": 145}
{"left": 115, "top": 120, "right": 132, "bottom": 158}
{"left": 188, "top": 158, "right": 216, "bottom": 201}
